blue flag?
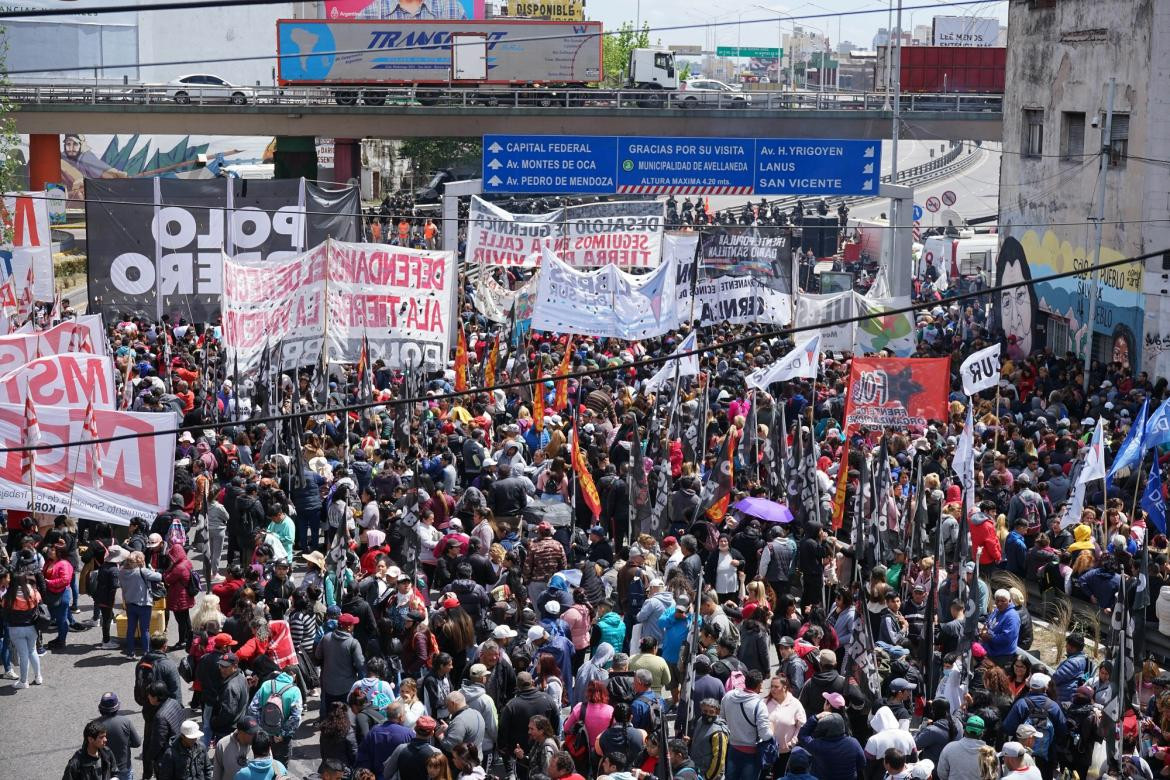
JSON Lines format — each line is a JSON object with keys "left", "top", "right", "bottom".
{"left": 1145, "top": 396, "right": 1170, "bottom": 451}
{"left": 1108, "top": 399, "right": 1149, "bottom": 482}
{"left": 1142, "top": 456, "right": 1166, "bottom": 536}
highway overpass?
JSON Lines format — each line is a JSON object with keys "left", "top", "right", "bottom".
{"left": 6, "top": 85, "right": 1004, "bottom": 141}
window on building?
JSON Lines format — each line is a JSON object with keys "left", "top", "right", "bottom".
{"left": 1046, "top": 315, "right": 1069, "bottom": 355}
{"left": 1109, "top": 113, "right": 1129, "bottom": 167}
{"left": 1061, "top": 112, "right": 1085, "bottom": 161}
{"left": 1022, "top": 109, "right": 1044, "bottom": 158}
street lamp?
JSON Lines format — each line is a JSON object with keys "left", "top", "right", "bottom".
{"left": 752, "top": 4, "right": 796, "bottom": 91}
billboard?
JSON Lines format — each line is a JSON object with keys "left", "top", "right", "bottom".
{"left": 84, "top": 178, "right": 360, "bottom": 322}
{"left": 503, "top": 0, "right": 584, "bottom": 20}
{"left": 324, "top": 0, "right": 484, "bottom": 20}
{"left": 931, "top": 16, "right": 1000, "bottom": 47}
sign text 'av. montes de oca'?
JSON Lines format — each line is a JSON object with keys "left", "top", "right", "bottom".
{"left": 482, "top": 135, "right": 881, "bottom": 196}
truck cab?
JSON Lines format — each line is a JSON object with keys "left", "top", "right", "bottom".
{"left": 627, "top": 48, "right": 678, "bottom": 90}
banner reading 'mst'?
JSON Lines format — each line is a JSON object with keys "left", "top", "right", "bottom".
{"left": 0, "top": 404, "right": 176, "bottom": 526}
{"left": 844, "top": 356, "right": 950, "bottom": 429}
{"left": 85, "top": 177, "right": 360, "bottom": 322}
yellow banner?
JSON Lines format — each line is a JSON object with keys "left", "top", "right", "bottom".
{"left": 504, "top": 0, "right": 585, "bottom": 20}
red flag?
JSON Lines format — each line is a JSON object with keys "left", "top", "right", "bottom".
{"left": 553, "top": 337, "right": 572, "bottom": 411}
{"left": 484, "top": 333, "right": 500, "bottom": 391}
{"left": 454, "top": 325, "right": 469, "bottom": 393}
{"left": 21, "top": 392, "right": 39, "bottom": 484}
{"left": 831, "top": 436, "right": 849, "bottom": 531}
{"left": 573, "top": 417, "right": 601, "bottom": 519}
{"left": 702, "top": 427, "right": 739, "bottom": 523}
{"left": 83, "top": 398, "right": 104, "bottom": 489}
{"left": 532, "top": 363, "right": 545, "bottom": 433}
{"left": 843, "top": 356, "right": 951, "bottom": 430}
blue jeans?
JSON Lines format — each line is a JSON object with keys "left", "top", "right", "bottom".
{"left": 726, "top": 747, "right": 762, "bottom": 780}
{"left": 125, "top": 603, "right": 152, "bottom": 655}
{"left": 49, "top": 589, "right": 72, "bottom": 643}
{"left": 0, "top": 625, "right": 11, "bottom": 670}
{"left": 9, "top": 624, "right": 40, "bottom": 682}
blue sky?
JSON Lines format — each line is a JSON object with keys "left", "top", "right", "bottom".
{"left": 584, "top": 0, "right": 1007, "bottom": 51}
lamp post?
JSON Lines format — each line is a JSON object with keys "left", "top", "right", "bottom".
{"left": 753, "top": 4, "right": 796, "bottom": 91}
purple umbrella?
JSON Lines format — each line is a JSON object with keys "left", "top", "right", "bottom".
{"left": 732, "top": 497, "right": 794, "bottom": 524}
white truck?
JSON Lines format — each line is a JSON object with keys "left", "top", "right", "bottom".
{"left": 276, "top": 19, "right": 678, "bottom": 105}
{"left": 918, "top": 234, "right": 999, "bottom": 290}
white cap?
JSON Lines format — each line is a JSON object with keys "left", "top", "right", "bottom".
{"left": 527, "top": 625, "right": 547, "bottom": 642}
{"left": 544, "top": 601, "right": 561, "bottom": 616}
{"left": 1029, "top": 672, "right": 1051, "bottom": 689}
{"left": 1000, "top": 741, "right": 1028, "bottom": 758}
{"left": 648, "top": 578, "right": 665, "bottom": 588}
{"left": 180, "top": 720, "right": 204, "bottom": 740}
{"left": 492, "top": 625, "right": 518, "bottom": 640}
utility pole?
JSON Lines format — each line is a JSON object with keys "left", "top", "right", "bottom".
{"left": 891, "top": 0, "right": 903, "bottom": 185}
{"left": 1083, "top": 77, "right": 1117, "bottom": 395}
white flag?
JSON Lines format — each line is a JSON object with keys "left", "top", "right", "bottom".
{"left": 1078, "top": 418, "right": 1106, "bottom": 485}
{"left": 952, "top": 406, "right": 975, "bottom": 517}
{"left": 959, "top": 343, "right": 1002, "bottom": 396}
{"left": 642, "top": 331, "right": 698, "bottom": 393}
{"left": 746, "top": 334, "right": 821, "bottom": 390}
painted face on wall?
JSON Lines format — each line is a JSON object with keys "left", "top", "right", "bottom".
{"left": 999, "top": 259, "right": 1032, "bottom": 355}
{"left": 1113, "top": 332, "right": 1131, "bottom": 368}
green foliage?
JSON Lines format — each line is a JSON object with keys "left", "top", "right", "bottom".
{"left": 0, "top": 30, "right": 21, "bottom": 243}
{"left": 679, "top": 62, "right": 692, "bottom": 81}
{"left": 54, "top": 254, "right": 86, "bottom": 280}
{"left": 602, "top": 22, "right": 651, "bottom": 86}
{"left": 399, "top": 138, "right": 482, "bottom": 178}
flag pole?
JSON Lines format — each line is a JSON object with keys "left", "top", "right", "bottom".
{"left": 1129, "top": 450, "right": 1146, "bottom": 526}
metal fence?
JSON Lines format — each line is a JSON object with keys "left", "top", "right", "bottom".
{"left": 0, "top": 83, "right": 1004, "bottom": 114}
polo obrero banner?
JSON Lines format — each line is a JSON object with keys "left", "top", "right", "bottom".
{"left": 844, "top": 356, "right": 951, "bottom": 429}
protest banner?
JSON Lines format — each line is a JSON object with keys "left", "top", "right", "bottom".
{"left": 795, "top": 291, "right": 855, "bottom": 352}
{"left": 464, "top": 196, "right": 664, "bottom": 268}
{"left": 0, "top": 353, "right": 117, "bottom": 409}
{"left": 671, "top": 228, "right": 795, "bottom": 326}
{"left": 85, "top": 177, "right": 359, "bottom": 322}
{"left": 0, "top": 334, "right": 39, "bottom": 377}
{"left": 222, "top": 243, "right": 328, "bottom": 375}
{"left": 530, "top": 248, "right": 678, "bottom": 339}
{"left": 326, "top": 241, "right": 456, "bottom": 371}
{"left": 0, "top": 403, "right": 176, "bottom": 525}
{"left": 854, "top": 295, "right": 916, "bottom": 356}
{"left": 2, "top": 192, "right": 55, "bottom": 302}
{"left": 844, "top": 356, "right": 951, "bottom": 429}
{"left": 38, "top": 314, "right": 108, "bottom": 357}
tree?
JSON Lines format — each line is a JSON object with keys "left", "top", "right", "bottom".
{"left": 398, "top": 138, "right": 482, "bottom": 179}
{"left": 601, "top": 22, "right": 650, "bottom": 86}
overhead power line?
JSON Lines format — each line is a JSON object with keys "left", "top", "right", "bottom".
{"left": 0, "top": 242, "right": 1156, "bottom": 455}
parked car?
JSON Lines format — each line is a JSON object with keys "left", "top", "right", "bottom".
{"left": 166, "top": 74, "right": 251, "bottom": 105}
{"left": 679, "top": 78, "right": 751, "bottom": 107}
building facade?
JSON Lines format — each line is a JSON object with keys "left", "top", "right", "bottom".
{"left": 998, "top": 0, "right": 1170, "bottom": 375}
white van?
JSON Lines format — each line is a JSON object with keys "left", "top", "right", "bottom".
{"left": 918, "top": 235, "right": 999, "bottom": 289}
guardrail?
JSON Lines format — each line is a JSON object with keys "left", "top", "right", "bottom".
{"left": 1, "top": 83, "right": 1004, "bottom": 114}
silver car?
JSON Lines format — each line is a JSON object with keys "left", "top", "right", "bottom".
{"left": 166, "top": 74, "right": 251, "bottom": 105}
{"left": 678, "top": 78, "right": 752, "bottom": 107}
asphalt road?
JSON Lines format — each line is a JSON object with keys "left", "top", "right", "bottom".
{"left": 0, "top": 575, "right": 325, "bottom": 779}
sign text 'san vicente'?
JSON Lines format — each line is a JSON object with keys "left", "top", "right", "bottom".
{"left": 0, "top": 404, "right": 175, "bottom": 525}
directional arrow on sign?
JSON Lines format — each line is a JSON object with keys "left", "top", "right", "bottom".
{"left": 863, "top": 163, "right": 873, "bottom": 174}
{"left": 864, "top": 146, "right": 875, "bottom": 158}
{"left": 488, "top": 175, "right": 502, "bottom": 187}
{"left": 488, "top": 142, "right": 503, "bottom": 153}
{"left": 488, "top": 159, "right": 503, "bottom": 170}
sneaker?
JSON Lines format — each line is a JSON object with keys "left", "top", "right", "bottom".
{"left": 3, "top": 669, "right": 18, "bottom": 680}
{"left": 99, "top": 641, "right": 121, "bottom": 650}
{"left": 12, "top": 681, "right": 27, "bottom": 689}
{"left": 32, "top": 676, "right": 42, "bottom": 685}
{"left": 35, "top": 647, "right": 47, "bottom": 657}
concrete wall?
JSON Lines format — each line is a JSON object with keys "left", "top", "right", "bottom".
{"left": 999, "top": 0, "right": 1169, "bottom": 374}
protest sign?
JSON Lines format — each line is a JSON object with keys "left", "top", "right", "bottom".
{"left": 671, "top": 228, "right": 795, "bottom": 326}
{"left": 2, "top": 192, "right": 55, "bottom": 302}
{"left": 854, "top": 295, "right": 916, "bottom": 356}
{"left": 844, "top": 356, "right": 951, "bottom": 429}
{"left": 0, "top": 353, "right": 117, "bottom": 409}
{"left": 38, "top": 314, "right": 108, "bottom": 357}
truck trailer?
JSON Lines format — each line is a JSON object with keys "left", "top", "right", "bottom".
{"left": 276, "top": 19, "right": 677, "bottom": 105}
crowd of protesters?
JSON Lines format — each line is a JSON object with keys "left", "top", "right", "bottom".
{"left": 0, "top": 225, "right": 1165, "bottom": 780}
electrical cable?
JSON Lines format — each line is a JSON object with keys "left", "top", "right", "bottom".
{"left": 0, "top": 0, "right": 1006, "bottom": 72}
{"left": 1, "top": 242, "right": 1158, "bottom": 454}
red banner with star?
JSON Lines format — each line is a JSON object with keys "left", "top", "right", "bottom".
{"left": 843, "top": 356, "right": 951, "bottom": 430}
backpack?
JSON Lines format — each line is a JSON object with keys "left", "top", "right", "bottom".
{"left": 133, "top": 656, "right": 157, "bottom": 706}
{"left": 260, "top": 681, "right": 296, "bottom": 735}
{"left": 185, "top": 570, "right": 202, "bottom": 598}
{"left": 216, "top": 445, "right": 240, "bottom": 480}
{"left": 1025, "top": 697, "right": 1053, "bottom": 757}
{"left": 625, "top": 570, "right": 647, "bottom": 613}
{"left": 635, "top": 690, "right": 663, "bottom": 735}
{"left": 765, "top": 538, "right": 795, "bottom": 582}
{"left": 423, "top": 628, "right": 440, "bottom": 667}
{"left": 1020, "top": 496, "right": 1043, "bottom": 534}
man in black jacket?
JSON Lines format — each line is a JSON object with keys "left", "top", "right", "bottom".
{"left": 497, "top": 672, "right": 559, "bottom": 777}
{"left": 383, "top": 716, "right": 441, "bottom": 780}
{"left": 145, "top": 683, "right": 186, "bottom": 780}
{"left": 63, "top": 720, "right": 117, "bottom": 780}
{"left": 209, "top": 653, "right": 250, "bottom": 744}
{"left": 798, "top": 522, "right": 828, "bottom": 608}
{"left": 156, "top": 720, "right": 213, "bottom": 780}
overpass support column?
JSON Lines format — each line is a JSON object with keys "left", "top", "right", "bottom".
{"left": 331, "top": 138, "right": 361, "bottom": 185}
{"left": 27, "top": 134, "right": 61, "bottom": 191}
{"left": 272, "top": 136, "right": 317, "bottom": 180}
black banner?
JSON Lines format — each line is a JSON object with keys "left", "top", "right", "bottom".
{"left": 85, "top": 177, "right": 360, "bottom": 322}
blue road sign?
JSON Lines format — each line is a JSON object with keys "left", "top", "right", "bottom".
{"left": 913, "top": 204, "right": 924, "bottom": 221}
{"left": 616, "top": 137, "right": 755, "bottom": 194}
{"left": 482, "top": 135, "right": 617, "bottom": 194}
{"left": 482, "top": 135, "right": 882, "bottom": 196}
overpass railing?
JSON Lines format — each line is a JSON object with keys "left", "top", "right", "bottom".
{"left": 0, "top": 83, "right": 1004, "bottom": 114}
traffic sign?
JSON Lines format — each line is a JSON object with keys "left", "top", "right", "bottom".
{"left": 481, "top": 135, "right": 618, "bottom": 194}
{"left": 716, "top": 46, "right": 781, "bottom": 58}
{"left": 912, "top": 204, "right": 924, "bottom": 221}
{"left": 925, "top": 196, "right": 941, "bottom": 213}
{"left": 482, "top": 135, "right": 882, "bottom": 196}
{"left": 941, "top": 190, "right": 957, "bottom": 206}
